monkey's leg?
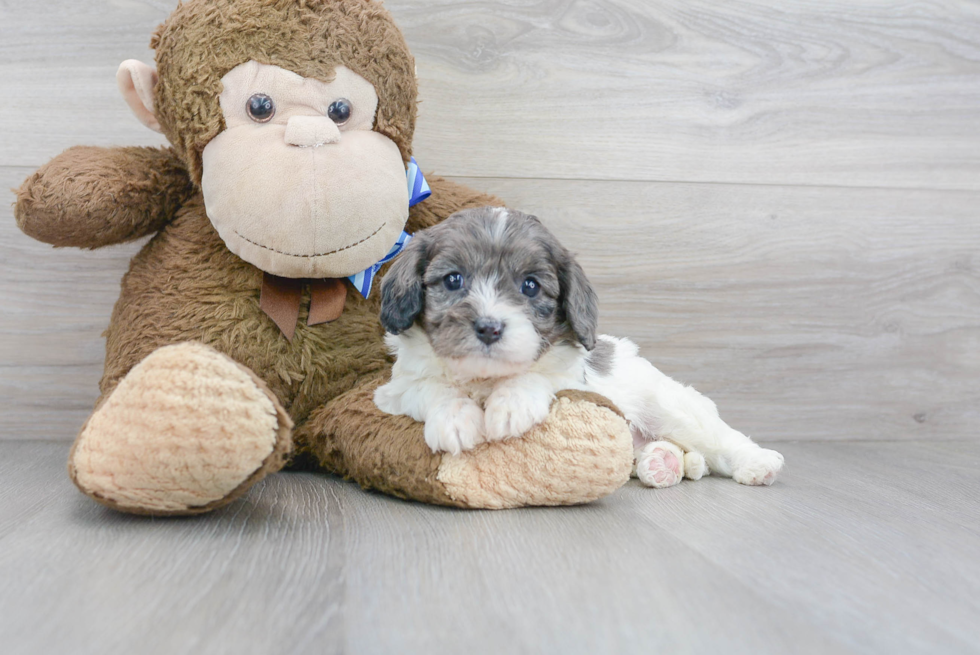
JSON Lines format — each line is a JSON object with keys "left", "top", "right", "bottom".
{"left": 295, "top": 377, "right": 634, "bottom": 509}
{"left": 69, "top": 342, "right": 293, "bottom": 515}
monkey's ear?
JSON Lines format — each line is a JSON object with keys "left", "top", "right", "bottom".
{"left": 380, "top": 235, "right": 429, "bottom": 334}
{"left": 558, "top": 252, "right": 599, "bottom": 351}
{"left": 117, "top": 60, "right": 162, "bottom": 133}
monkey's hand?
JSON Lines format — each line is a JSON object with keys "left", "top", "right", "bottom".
{"left": 15, "top": 145, "right": 194, "bottom": 249}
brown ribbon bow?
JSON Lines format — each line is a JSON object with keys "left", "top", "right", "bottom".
{"left": 260, "top": 273, "right": 348, "bottom": 341}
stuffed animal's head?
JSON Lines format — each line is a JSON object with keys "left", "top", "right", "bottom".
{"left": 118, "top": 0, "right": 418, "bottom": 279}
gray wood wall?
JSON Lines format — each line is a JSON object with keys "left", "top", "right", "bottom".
{"left": 2, "top": 0, "right": 978, "bottom": 442}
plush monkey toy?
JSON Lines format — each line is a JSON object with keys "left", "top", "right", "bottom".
{"left": 14, "top": 0, "right": 633, "bottom": 515}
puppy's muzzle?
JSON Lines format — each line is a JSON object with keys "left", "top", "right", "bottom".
{"left": 474, "top": 317, "right": 504, "bottom": 345}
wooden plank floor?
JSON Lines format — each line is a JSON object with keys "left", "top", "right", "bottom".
{"left": 1, "top": 440, "right": 978, "bottom": 655}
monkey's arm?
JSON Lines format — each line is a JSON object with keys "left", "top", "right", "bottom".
{"left": 405, "top": 175, "right": 505, "bottom": 233}
{"left": 15, "top": 146, "right": 194, "bottom": 249}
{"left": 296, "top": 376, "right": 634, "bottom": 509}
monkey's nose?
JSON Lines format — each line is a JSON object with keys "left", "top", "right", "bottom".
{"left": 474, "top": 318, "right": 504, "bottom": 345}
{"left": 284, "top": 116, "right": 341, "bottom": 148}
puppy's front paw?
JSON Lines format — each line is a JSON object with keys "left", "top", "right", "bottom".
{"left": 424, "top": 398, "right": 485, "bottom": 456}
{"left": 483, "top": 385, "right": 552, "bottom": 441}
{"left": 732, "top": 447, "right": 784, "bottom": 486}
{"left": 372, "top": 383, "right": 399, "bottom": 415}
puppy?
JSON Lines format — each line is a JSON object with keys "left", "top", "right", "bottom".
{"left": 374, "top": 207, "right": 784, "bottom": 488}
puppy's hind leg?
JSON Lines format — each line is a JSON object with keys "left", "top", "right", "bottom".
{"left": 596, "top": 342, "right": 782, "bottom": 486}
{"left": 654, "top": 389, "right": 784, "bottom": 486}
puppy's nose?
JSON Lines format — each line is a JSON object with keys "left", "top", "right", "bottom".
{"left": 284, "top": 116, "right": 341, "bottom": 148}
{"left": 474, "top": 318, "right": 504, "bottom": 345}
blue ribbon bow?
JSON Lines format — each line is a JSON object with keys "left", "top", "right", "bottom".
{"left": 346, "top": 158, "right": 428, "bottom": 297}
{"left": 407, "top": 156, "right": 431, "bottom": 207}
{"left": 348, "top": 230, "right": 413, "bottom": 298}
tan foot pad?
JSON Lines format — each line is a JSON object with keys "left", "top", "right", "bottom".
{"left": 70, "top": 342, "right": 292, "bottom": 515}
{"left": 437, "top": 392, "right": 634, "bottom": 509}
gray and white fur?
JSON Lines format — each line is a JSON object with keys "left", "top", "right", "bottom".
{"left": 374, "top": 207, "right": 783, "bottom": 488}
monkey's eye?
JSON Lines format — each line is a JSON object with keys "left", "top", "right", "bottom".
{"left": 246, "top": 94, "right": 275, "bottom": 123}
{"left": 521, "top": 278, "right": 540, "bottom": 298}
{"left": 327, "top": 99, "right": 352, "bottom": 125}
{"left": 443, "top": 272, "right": 464, "bottom": 291}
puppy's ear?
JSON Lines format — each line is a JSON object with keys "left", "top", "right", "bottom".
{"left": 380, "top": 234, "right": 428, "bottom": 334}
{"left": 558, "top": 251, "right": 599, "bottom": 351}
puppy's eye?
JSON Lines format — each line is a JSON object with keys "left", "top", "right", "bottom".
{"left": 246, "top": 94, "right": 275, "bottom": 122}
{"left": 443, "top": 272, "right": 464, "bottom": 291}
{"left": 521, "top": 278, "right": 540, "bottom": 298}
{"left": 327, "top": 99, "right": 352, "bottom": 125}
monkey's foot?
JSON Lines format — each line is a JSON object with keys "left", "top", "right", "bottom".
{"left": 70, "top": 342, "right": 293, "bottom": 515}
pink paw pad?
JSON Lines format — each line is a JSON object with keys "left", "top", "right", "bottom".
{"left": 647, "top": 448, "right": 681, "bottom": 485}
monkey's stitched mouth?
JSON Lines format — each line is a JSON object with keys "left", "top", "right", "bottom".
{"left": 233, "top": 222, "right": 387, "bottom": 259}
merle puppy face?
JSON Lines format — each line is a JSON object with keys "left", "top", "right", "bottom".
{"left": 380, "top": 207, "right": 598, "bottom": 376}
